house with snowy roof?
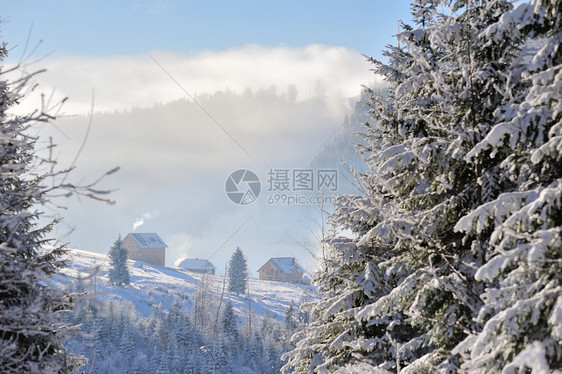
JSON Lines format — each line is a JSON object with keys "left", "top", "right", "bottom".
{"left": 122, "top": 233, "right": 167, "bottom": 266}
{"left": 175, "top": 258, "right": 216, "bottom": 275}
{"left": 257, "top": 257, "right": 306, "bottom": 283}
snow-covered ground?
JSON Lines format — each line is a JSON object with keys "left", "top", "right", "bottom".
{"left": 58, "top": 248, "right": 314, "bottom": 322}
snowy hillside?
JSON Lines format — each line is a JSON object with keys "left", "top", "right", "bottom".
{"left": 59, "top": 248, "right": 312, "bottom": 322}
{"left": 56, "top": 248, "right": 315, "bottom": 373}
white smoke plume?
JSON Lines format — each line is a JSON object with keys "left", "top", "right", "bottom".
{"left": 132, "top": 213, "right": 152, "bottom": 231}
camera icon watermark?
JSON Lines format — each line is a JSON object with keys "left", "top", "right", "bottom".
{"left": 225, "top": 169, "right": 261, "bottom": 205}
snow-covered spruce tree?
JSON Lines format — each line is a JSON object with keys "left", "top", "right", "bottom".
{"left": 221, "top": 300, "right": 239, "bottom": 345}
{"left": 284, "top": 0, "right": 538, "bottom": 372}
{"left": 0, "top": 38, "right": 89, "bottom": 372}
{"left": 284, "top": 301, "right": 298, "bottom": 333}
{"left": 451, "top": 0, "right": 562, "bottom": 371}
{"left": 108, "top": 234, "right": 130, "bottom": 286}
{"left": 228, "top": 247, "right": 248, "bottom": 295}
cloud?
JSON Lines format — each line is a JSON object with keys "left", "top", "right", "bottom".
{"left": 42, "top": 93, "right": 358, "bottom": 272}
{"left": 34, "top": 76, "right": 362, "bottom": 192}
{"left": 13, "top": 44, "right": 382, "bottom": 274}
{"left": 9, "top": 44, "right": 377, "bottom": 116}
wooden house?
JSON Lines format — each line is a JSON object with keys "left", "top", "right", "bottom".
{"left": 257, "top": 257, "right": 305, "bottom": 283}
{"left": 175, "top": 258, "right": 216, "bottom": 275}
{"left": 122, "top": 233, "right": 167, "bottom": 266}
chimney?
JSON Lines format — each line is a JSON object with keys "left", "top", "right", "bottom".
{"left": 292, "top": 258, "right": 295, "bottom": 264}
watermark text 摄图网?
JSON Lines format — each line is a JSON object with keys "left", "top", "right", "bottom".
{"left": 266, "top": 168, "right": 337, "bottom": 193}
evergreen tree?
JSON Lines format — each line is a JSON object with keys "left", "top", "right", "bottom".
{"left": 132, "top": 354, "right": 149, "bottom": 374}
{"left": 284, "top": 0, "right": 561, "bottom": 372}
{"left": 245, "top": 333, "right": 264, "bottom": 372}
{"left": 73, "top": 271, "right": 87, "bottom": 293}
{"left": 228, "top": 247, "right": 248, "bottom": 295}
{"left": 264, "top": 343, "right": 282, "bottom": 374}
{"left": 284, "top": 301, "right": 297, "bottom": 332}
{"left": 119, "top": 326, "right": 135, "bottom": 362}
{"left": 215, "top": 344, "right": 232, "bottom": 374}
{"left": 221, "top": 300, "right": 239, "bottom": 344}
{"left": 0, "top": 35, "right": 77, "bottom": 373}
{"left": 108, "top": 234, "right": 130, "bottom": 286}
{"left": 452, "top": 1, "right": 562, "bottom": 371}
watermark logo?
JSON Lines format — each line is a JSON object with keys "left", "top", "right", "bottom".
{"left": 226, "top": 168, "right": 339, "bottom": 206}
{"left": 225, "top": 169, "right": 261, "bottom": 205}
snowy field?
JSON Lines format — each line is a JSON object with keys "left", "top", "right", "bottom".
{"left": 57, "top": 248, "right": 313, "bottom": 322}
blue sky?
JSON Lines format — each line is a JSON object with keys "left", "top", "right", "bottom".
{"left": 2, "top": 1, "right": 412, "bottom": 60}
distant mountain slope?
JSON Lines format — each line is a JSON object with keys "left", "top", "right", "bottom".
{"left": 309, "top": 87, "right": 385, "bottom": 195}
{"left": 58, "top": 248, "right": 312, "bottom": 322}
{"left": 58, "top": 248, "right": 314, "bottom": 373}
{"left": 43, "top": 89, "right": 357, "bottom": 275}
